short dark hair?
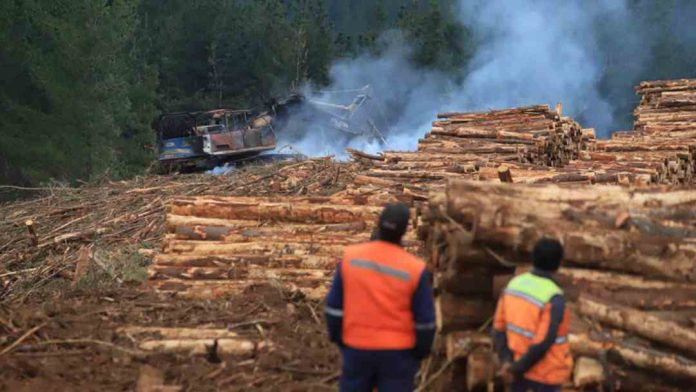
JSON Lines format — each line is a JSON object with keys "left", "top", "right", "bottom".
{"left": 532, "top": 238, "right": 564, "bottom": 271}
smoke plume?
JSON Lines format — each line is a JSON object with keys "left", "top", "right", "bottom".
{"left": 279, "top": 0, "right": 695, "bottom": 157}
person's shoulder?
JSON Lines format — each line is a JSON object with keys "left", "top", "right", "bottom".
{"left": 344, "top": 241, "right": 375, "bottom": 255}
{"left": 397, "top": 248, "right": 426, "bottom": 269}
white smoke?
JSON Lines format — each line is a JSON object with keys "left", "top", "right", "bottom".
{"left": 280, "top": 0, "right": 638, "bottom": 157}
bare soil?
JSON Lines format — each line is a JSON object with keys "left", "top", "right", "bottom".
{"left": 0, "top": 284, "right": 339, "bottom": 391}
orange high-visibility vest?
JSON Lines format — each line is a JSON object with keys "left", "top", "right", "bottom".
{"left": 341, "top": 240, "right": 426, "bottom": 350}
{"left": 493, "top": 272, "right": 572, "bottom": 385}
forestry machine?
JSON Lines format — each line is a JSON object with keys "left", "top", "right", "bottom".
{"left": 154, "top": 109, "right": 276, "bottom": 170}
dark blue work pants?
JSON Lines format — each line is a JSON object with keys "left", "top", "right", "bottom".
{"left": 511, "top": 378, "right": 561, "bottom": 392}
{"left": 339, "top": 347, "right": 419, "bottom": 392}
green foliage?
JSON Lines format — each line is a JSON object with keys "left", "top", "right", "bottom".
{"left": 0, "top": 0, "right": 156, "bottom": 184}
{"left": 9, "top": 0, "right": 696, "bottom": 187}
{"left": 139, "top": 0, "right": 334, "bottom": 110}
{"left": 397, "top": 0, "right": 473, "bottom": 72}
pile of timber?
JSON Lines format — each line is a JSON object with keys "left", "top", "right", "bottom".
{"left": 424, "top": 104, "right": 593, "bottom": 167}
{"left": 635, "top": 79, "right": 696, "bottom": 136}
{"left": 419, "top": 180, "right": 696, "bottom": 389}
{"left": 598, "top": 78, "right": 696, "bottom": 185}
{"left": 148, "top": 195, "right": 420, "bottom": 299}
{"left": 561, "top": 137, "right": 696, "bottom": 186}
{"left": 347, "top": 105, "right": 596, "bottom": 199}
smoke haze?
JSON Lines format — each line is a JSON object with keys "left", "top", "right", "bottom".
{"left": 279, "top": 0, "right": 696, "bottom": 157}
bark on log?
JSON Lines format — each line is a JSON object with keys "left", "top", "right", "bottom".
{"left": 466, "top": 346, "right": 495, "bottom": 392}
{"left": 152, "top": 253, "right": 336, "bottom": 269}
{"left": 169, "top": 198, "right": 383, "bottom": 223}
{"left": 570, "top": 333, "right": 696, "bottom": 381}
{"left": 577, "top": 297, "right": 696, "bottom": 357}
{"left": 442, "top": 180, "right": 696, "bottom": 281}
{"left": 557, "top": 269, "right": 696, "bottom": 310}
{"left": 166, "top": 229, "right": 374, "bottom": 244}
{"left": 149, "top": 279, "right": 326, "bottom": 300}
{"left": 434, "top": 267, "right": 495, "bottom": 296}
{"left": 162, "top": 239, "right": 350, "bottom": 257}
{"left": 167, "top": 215, "right": 368, "bottom": 234}
{"left": 148, "top": 265, "right": 331, "bottom": 282}
{"left": 161, "top": 239, "right": 420, "bottom": 257}
{"left": 119, "top": 326, "right": 239, "bottom": 340}
{"left": 559, "top": 267, "right": 696, "bottom": 290}
{"left": 435, "top": 294, "right": 496, "bottom": 332}
{"left": 138, "top": 338, "right": 260, "bottom": 356}
{"left": 497, "top": 166, "right": 513, "bottom": 183}
{"left": 444, "top": 331, "right": 492, "bottom": 360}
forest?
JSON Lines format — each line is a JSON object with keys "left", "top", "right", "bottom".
{"left": 1, "top": 0, "right": 695, "bottom": 186}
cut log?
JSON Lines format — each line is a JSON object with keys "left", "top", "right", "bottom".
{"left": 497, "top": 166, "right": 513, "bottom": 183}
{"left": 167, "top": 215, "right": 369, "bottom": 234}
{"left": 558, "top": 267, "right": 696, "bottom": 290}
{"left": 577, "top": 297, "right": 696, "bottom": 357}
{"left": 161, "top": 239, "right": 420, "bottom": 258}
{"left": 569, "top": 333, "right": 696, "bottom": 381}
{"left": 148, "top": 265, "right": 331, "bottom": 282}
{"left": 573, "top": 356, "right": 605, "bottom": 388}
{"left": 435, "top": 294, "right": 496, "bottom": 332}
{"left": 434, "top": 267, "right": 495, "bottom": 296}
{"left": 119, "top": 326, "right": 239, "bottom": 340}
{"left": 152, "top": 253, "right": 336, "bottom": 270}
{"left": 443, "top": 180, "right": 696, "bottom": 281}
{"left": 169, "top": 198, "right": 382, "bottom": 223}
{"left": 149, "top": 279, "right": 327, "bottom": 300}
{"left": 557, "top": 269, "right": 696, "bottom": 310}
{"left": 138, "top": 338, "right": 260, "bottom": 356}
{"left": 466, "top": 346, "right": 495, "bottom": 392}
{"left": 444, "top": 331, "right": 492, "bottom": 360}
{"left": 166, "top": 230, "right": 372, "bottom": 244}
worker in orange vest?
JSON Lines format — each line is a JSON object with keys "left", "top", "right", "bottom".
{"left": 325, "top": 203, "right": 435, "bottom": 392}
{"left": 493, "top": 238, "right": 573, "bottom": 392}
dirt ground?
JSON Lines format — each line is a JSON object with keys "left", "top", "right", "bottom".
{"left": 0, "top": 283, "right": 340, "bottom": 391}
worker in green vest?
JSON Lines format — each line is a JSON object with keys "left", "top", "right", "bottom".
{"left": 493, "top": 238, "right": 573, "bottom": 392}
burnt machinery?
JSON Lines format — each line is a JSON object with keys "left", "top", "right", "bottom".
{"left": 154, "top": 109, "right": 276, "bottom": 169}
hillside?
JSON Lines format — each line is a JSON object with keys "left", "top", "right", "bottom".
{"left": 3, "top": 79, "right": 696, "bottom": 390}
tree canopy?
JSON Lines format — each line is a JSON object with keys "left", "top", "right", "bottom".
{"left": 1, "top": 0, "right": 695, "bottom": 186}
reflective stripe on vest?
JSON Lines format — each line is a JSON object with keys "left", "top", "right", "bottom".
{"left": 349, "top": 258, "right": 411, "bottom": 281}
{"left": 506, "top": 272, "right": 564, "bottom": 305}
{"left": 341, "top": 241, "right": 426, "bottom": 350}
{"left": 500, "top": 272, "right": 572, "bottom": 385}
{"left": 506, "top": 323, "right": 567, "bottom": 344}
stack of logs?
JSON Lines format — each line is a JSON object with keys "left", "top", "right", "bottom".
{"left": 635, "top": 79, "right": 696, "bottom": 136}
{"left": 147, "top": 82, "right": 696, "bottom": 389}
{"left": 351, "top": 92, "right": 696, "bottom": 189}
{"left": 347, "top": 104, "right": 598, "bottom": 200}
{"left": 427, "top": 104, "right": 592, "bottom": 167}
{"left": 419, "top": 180, "right": 696, "bottom": 390}
{"left": 148, "top": 195, "right": 422, "bottom": 300}
{"left": 563, "top": 78, "right": 696, "bottom": 186}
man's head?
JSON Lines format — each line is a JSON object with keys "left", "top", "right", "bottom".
{"left": 376, "top": 203, "right": 409, "bottom": 244}
{"left": 532, "top": 238, "right": 564, "bottom": 272}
